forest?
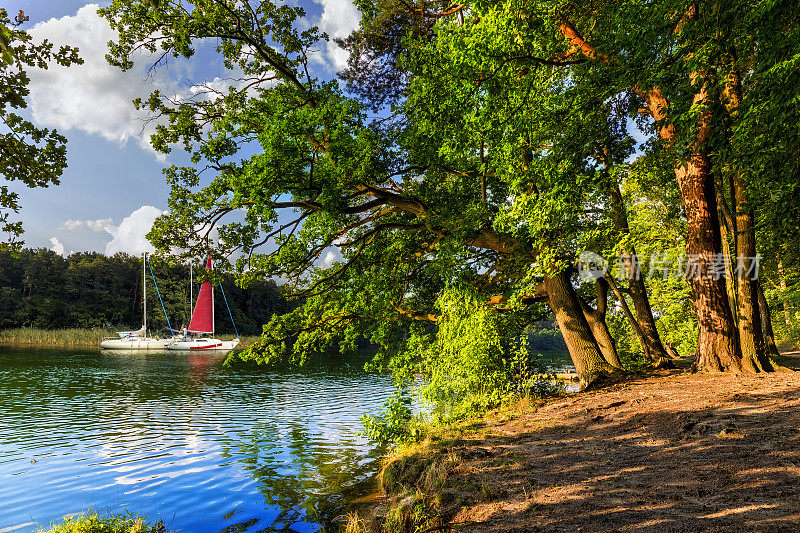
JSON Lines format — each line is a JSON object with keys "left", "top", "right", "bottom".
{"left": 0, "top": 248, "right": 289, "bottom": 335}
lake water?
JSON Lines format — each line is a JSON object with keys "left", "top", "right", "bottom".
{"left": 0, "top": 348, "right": 394, "bottom": 533}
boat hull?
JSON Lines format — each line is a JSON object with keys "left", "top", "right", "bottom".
{"left": 166, "top": 338, "right": 240, "bottom": 351}
{"left": 99, "top": 337, "right": 175, "bottom": 350}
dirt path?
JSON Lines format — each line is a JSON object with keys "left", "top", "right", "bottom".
{"left": 372, "top": 368, "right": 800, "bottom": 532}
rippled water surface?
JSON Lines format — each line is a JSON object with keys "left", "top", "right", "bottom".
{"left": 0, "top": 347, "right": 394, "bottom": 533}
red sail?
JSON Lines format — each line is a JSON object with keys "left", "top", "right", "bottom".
{"left": 188, "top": 256, "right": 213, "bottom": 334}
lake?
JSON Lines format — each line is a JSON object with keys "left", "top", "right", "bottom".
{"left": 0, "top": 347, "right": 394, "bottom": 533}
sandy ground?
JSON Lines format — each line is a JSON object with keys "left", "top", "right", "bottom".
{"left": 382, "top": 364, "right": 800, "bottom": 532}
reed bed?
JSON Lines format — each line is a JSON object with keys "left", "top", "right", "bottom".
{"left": 216, "top": 334, "right": 261, "bottom": 349}
{"left": 0, "top": 329, "right": 263, "bottom": 349}
{"left": 0, "top": 327, "right": 114, "bottom": 347}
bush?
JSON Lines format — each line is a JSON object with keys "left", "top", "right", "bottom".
{"left": 363, "top": 285, "right": 552, "bottom": 446}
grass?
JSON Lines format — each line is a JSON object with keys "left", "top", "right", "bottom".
{"left": 38, "top": 510, "right": 163, "bottom": 533}
{"left": 0, "top": 328, "right": 115, "bottom": 347}
{"left": 346, "top": 393, "right": 560, "bottom": 532}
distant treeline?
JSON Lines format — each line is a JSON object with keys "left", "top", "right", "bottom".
{"left": 0, "top": 249, "right": 290, "bottom": 335}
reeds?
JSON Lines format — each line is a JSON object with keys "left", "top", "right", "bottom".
{"left": 0, "top": 327, "right": 114, "bottom": 347}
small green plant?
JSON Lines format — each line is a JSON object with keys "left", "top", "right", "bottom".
{"left": 38, "top": 510, "right": 162, "bottom": 533}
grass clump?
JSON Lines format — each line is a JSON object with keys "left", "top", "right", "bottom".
{"left": 39, "top": 511, "right": 163, "bottom": 533}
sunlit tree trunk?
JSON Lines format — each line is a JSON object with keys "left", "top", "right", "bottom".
{"left": 545, "top": 270, "right": 619, "bottom": 389}
{"left": 732, "top": 174, "right": 770, "bottom": 371}
{"left": 645, "top": 83, "right": 744, "bottom": 372}
{"left": 757, "top": 280, "right": 781, "bottom": 357}
{"left": 578, "top": 278, "right": 622, "bottom": 369}
{"left": 723, "top": 65, "right": 772, "bottom": 371}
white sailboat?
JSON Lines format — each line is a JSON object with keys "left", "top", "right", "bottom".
{"left": 167, "top": 256, "right": 240, "bottom": 351}
{"left": 100, "top": 252, "right": 176, "bottom": 350}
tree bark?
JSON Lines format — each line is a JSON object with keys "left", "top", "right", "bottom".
{"left": 606, "top": 275, "right": 674, "bottom": 368}
{"left": 644, "top": 83, "right": 744, "bottom": 372}
{"left": 545, "top": 270, "right": 619, "bottom": 389}
{"left": 757, "top": 280, "right": 781, "bottom": 358}
{"left": 607, "top": 182, "right": 670, "bottom": 364}
{"left": 732, "top": 174, "right": 770, "bottom": 371}
{"left": 716, "top": 177, "right": 738, "bottom": 322}
{"left": 724, "top": 64, "right": 771, "bottom": 371}
{"left": 578, "top": 278, "right": 622, "bottom": 369}
{"left": 778, "top": 255, "right": 792, "bottom": 325}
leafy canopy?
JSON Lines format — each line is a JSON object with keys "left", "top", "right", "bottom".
{"left": 0, "top": 9, "right": 82, "bottom": 250}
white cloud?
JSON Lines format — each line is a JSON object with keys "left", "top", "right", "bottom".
{"left": 26, "top": 5, "right": 191, "bottom": 155}
{"left": 314, "top": 0, "right": 361, "bottom": 71}
{"left": 319, "top": 247, "right": 342, "bottom": 269}
{"left": 50, "top": 237, "right": 66, "bottom": 257}
{"left": 87, "top": 218, "right": 114, "bottom": 231}
{"left": 60, "top": 218, "right": 113, "bottom": 232}
{"left": 105, "top": 205, "right": 164, "bottom": 255}
{"left": 60, "top": 220, "right": 84, "bottom": 231}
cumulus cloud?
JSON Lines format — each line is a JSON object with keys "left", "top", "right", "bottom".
{"left": 49, "top": 237, "right": 66, "bottom": 257}
{"left": 26, "top": 5, "right": 194, "bottom": 155}
{"left": 314, "top": 0, "right": 361, "bottom": 71}
{"left": 60, "top": 218, "right": 113, "bottom": 232}
{"left": 105, "top": 206, "right": 164, "bottom": 255}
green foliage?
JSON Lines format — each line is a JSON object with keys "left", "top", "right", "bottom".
{"left": 38, "top": 510, "right": 159, "bottom": 533}
{"left": 0, "top": 248, "right": 289, "bottom": 333}
{"left": 363, "top": 285, "right": 552, "bottom": 446}
{"left": 0, "top": 8, "right": 82, "bottom": 250}
{"left": 100, "top": 1, "right": 800, "bottom": 405}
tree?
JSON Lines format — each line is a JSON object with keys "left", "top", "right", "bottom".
{"left": 0, "top": 9, "right": 82, "bottom": 250}
{"left": 101, "top": 0, "right": 800, "bottom": 388}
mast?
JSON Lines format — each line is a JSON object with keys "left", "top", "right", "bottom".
{"left": 143, "top": 252, "right": 147, "bottom": 333}
{"left": 211, "top": 261, "right": 215, "bottom": 337}
{"left": 190, "top": 262, "right": 193, "bottom": 319}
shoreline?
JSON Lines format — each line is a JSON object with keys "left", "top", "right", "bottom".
{"left": 0, "top": 328, "right": 260, "bottom": 349}
{"left": 347, "top": 355, "right": 800, "bottom": 532}
{"left": 0, "top": 328, "right": 114, "bottom": 348}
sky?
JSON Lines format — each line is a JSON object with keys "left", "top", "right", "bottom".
{"left": 4, "top": 0, "right": 360, "bottom": 258}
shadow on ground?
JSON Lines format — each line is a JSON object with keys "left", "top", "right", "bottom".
{"left": 381, "top": 370, "right": 800, "bottom": 532}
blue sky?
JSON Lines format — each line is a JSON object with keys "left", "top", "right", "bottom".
{"left": 5, "top": 0, "right": 359, "bottom": 257}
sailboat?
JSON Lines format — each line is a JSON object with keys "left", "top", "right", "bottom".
{"left": 100, "top": 252, "right": 176, "bottom": 350}
{"left": 167, "top": 256, "right": 240, "bottom": 351}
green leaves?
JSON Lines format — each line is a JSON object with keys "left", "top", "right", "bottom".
{"left": 0, "top": 8, "right": 82, "bottom": 250}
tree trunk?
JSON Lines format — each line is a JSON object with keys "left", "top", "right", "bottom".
{"left": 606, "top": 182, "right": 670, "bottom": 364}
{"left": 778, "top": 256, "right": 792, "bottom": 325}
{"left": 606, "top": 275, "right": 674, "bottom": 368}
{"left": 545, "top": 270, "right": 619, "bottom": 389}
{"left": 733, "top": 174, "right": 769, "bottom": 371}
{"left": 724, "top": 64, "right": 771, "bottom": 371}
{"left": 716, "top": 177, "right": 738, "bottom": 322}
{"left": 644, "top": 84, "right": 744, "bottom": 372}
{"left": 757, "top": 280, "right": 781, "bottom": 358}
{"left": 578, "top": 278, "right": 622, "bottom": 369}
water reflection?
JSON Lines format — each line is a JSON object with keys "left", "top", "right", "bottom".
{"left": 0, "top": 348, "right": 392, "bottom": 533}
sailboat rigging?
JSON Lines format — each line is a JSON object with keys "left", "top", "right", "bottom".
{"left": 100, "top": 252, "right": 176, "bottom": 350}
{"left": 167, "top": 256, "right": 240, "bottom": 351}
